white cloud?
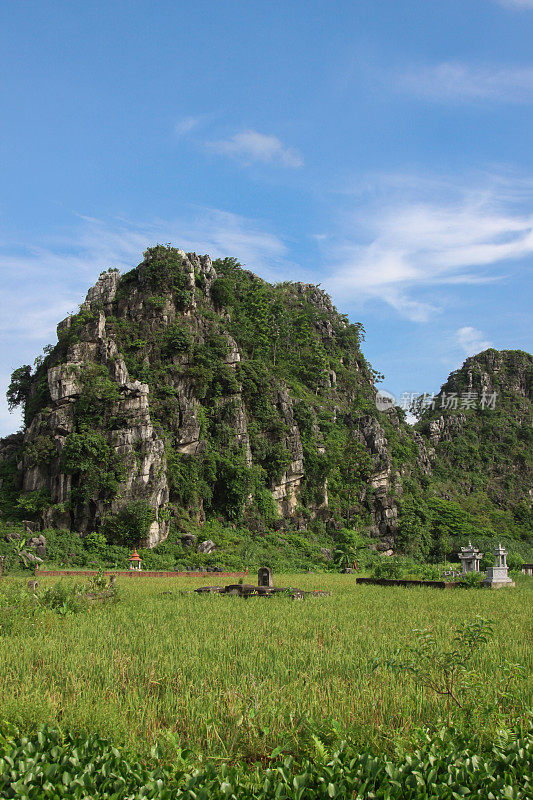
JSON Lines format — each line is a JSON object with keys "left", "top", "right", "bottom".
{"left": 456, "top": 326, "right": 493, "bottom": 356}
{"left": 398, "top": 62, "right": 533, "bottom": 103}
{"left": 175, "top": 116, "right": 201, "bottom": 135}
{"left": 0, "top": 211, "right": 288, "bottom": 341}
{"left": 206, "top": 129, "right": 304, "bottom": 168}
{"left": 322, "top": 173, "right": 533, "bottom": 321}
{"left": 0, "top": 209, "right": 290, "bottom": 436}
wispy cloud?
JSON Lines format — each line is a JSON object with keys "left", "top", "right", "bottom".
{"left": 0, "top": 208, "right": 290, "bottom": 436}
{"left": 456, "top": 326, "right": 493, "bottom": 356}
{"left": 175, "top": 116, "right": 202, "bottom": 135}
{"left": 398, "top": 62, "right": 533, "bottom": 103}
{"left": 0, "top": 209, "right": 288, "bottom": 339}
{"left": 206, "top": 129, "right": 304, "bottom": 168}
{"left": 322, "top": 173, "right": 533, "bottom": 321}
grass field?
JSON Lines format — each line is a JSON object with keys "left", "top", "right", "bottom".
{"left": 0, "top": 573, "right": 531, "bottom": 765}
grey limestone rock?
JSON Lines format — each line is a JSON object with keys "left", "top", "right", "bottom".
{"left": 197, "top": 539, "right": 216, "bottom": 554}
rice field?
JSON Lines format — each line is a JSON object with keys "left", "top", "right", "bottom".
{"left": 1, "top": 573, "right": 531, "bottom": 763}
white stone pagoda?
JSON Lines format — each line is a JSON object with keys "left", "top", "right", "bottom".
{"left": 458, "top": 542, "right": 483, "bottom": 574}
{"left": 484, "top": 543, "right": 515, "bottom": 589}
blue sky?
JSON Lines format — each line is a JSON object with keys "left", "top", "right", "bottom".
{"left": 1, "top": 0, "right": 533, "bottom": 435}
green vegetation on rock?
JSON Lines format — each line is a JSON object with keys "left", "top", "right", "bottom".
{"left": 0, "top": 247, "right": 531, "bottom": 567}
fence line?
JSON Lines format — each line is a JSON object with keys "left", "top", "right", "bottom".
{"left": 35, "top": 569, "right": 249, "bottom": 578}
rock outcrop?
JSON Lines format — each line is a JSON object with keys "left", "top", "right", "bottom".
{"left": 416, "top": 349, "right": 533, "bottom": 510}
{"left": 20, "top": 271, "right": 170, "bottom": 546}
{"left": 3, "top": 246, "right": 436, "bottom": 550}
{"left": 271, "top": 389, "right": 305, "bottom": 515}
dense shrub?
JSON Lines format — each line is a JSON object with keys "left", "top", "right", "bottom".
{"left": 101, "top": 501, "right": 155, "bottom": 547}
{"left": 0, "top": 537, "right": 21, "bottom": 574}
{"left": 6, "top": 365, "right": 33, "bottom": 412}
{"left": 210, "top": 276, "right": 234, "bottom": 308}
{"left": 40, "top": 527, "right": 89, "bottom": 567}
{"left": 456, "top": 571, "right": 485, "bottom": 588}
{"left": 163, "top": 323, "right": 192, "bottom": 356}
{"left": 138, "top": 245, "right": 192, "bottom": 307}
{"left": 61, "top": 430, "right": 125, "bottom": 504}
{"left": 39, "top": 581, "right": 89, "bottom": 614}
{"left": 0, "top": 723, "right": 530, "bottom": 799}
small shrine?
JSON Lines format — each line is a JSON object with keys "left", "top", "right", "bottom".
{"left": 258, "top": 566, "right": 273, "bottom": 588}
{"left": 458, "top": 542, "right": 483, "bottom": 574}
{"left": 484, "top": 543, "right": 515, "bottom": 589}
{"left": 129, "top": 548, "right": 142, "bottom": 571}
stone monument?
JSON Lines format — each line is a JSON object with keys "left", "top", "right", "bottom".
{"left": 458, "top": 542, "right": 483, "bottom": 574}
{"left": 258, "top": 567, "right": 273, "bottom": 588}
{"left": 484, "top": 543, "right": 515, "bottom": 589}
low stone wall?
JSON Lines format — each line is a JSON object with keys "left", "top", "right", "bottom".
{"left": 355, "top": 577, "right": 460, "bottom": 589}
{"left": 35, "top": 569, "right": 249, "bottom": 579}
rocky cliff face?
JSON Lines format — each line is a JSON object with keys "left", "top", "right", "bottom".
{"left": 3, "top": 246, "right": 431, "bottom": 549}
{"left": 21, "top": 271, "right": 170, "bottom": 546}
{"left": 415, "top": 349, "right": 533, "bottom": 510}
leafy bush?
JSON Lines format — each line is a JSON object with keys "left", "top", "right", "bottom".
{"left": 83, "top": 531, "right": 108, "bottom": 556}
{"left": 61, "top": 430, "right": 125, "bottom": 504}
{"left": 163, "top": 323, "right": 192, "bottom": 356}
{"left": 456, "top": 571, "right": 485, "bottom": 588}
{"left": 73, "top": 364, "right": 121, "bottom": 425}
{"left": 382, "top": 616, "right": 494, "bottom": 718}
{"left": 40, "top": 527, "right": 89, "bottom": 567}
{"left": 210, "top": 276, "right": 234, "bottom": 308}
{"left": 138, "top": 245, "right": 192, "bottom": 307}
{"left": 39, "top": 581, "right": 88, "bottom": 615}
{"left": 101, "top": 501, "right": 155, "bottom": 547}
{"left": 253, "top": 488, "right": 280, "bottom": 525}
{"left": 0, "top": 722, "right": 530, "bottom": 799}
{"left": 15, "top": 489, "right": 52, "bottom": 519}
{"left": 372, "top": 558, "right": 407, "bottom": 580}
{"left": 146, "top": 295, "right": 167, "bottom": 310}
{"left": 0, "top": 538, "right": 20, "bottom": 574}
{"left": 6, "top": 365, "right": 33, "bottom": 412}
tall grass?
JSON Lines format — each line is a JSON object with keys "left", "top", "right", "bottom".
{"left": 0, "top": 574, "right": 531, "bottom": 763}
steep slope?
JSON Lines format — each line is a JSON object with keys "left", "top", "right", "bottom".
{"left": 2, "top": 246, "right": 426, "bottom": 550}
{"left": 418, "top": 349, "right": 532, "bottom": 507}
{"left": 396, "top": 349, "right": 533, "bottom": 560}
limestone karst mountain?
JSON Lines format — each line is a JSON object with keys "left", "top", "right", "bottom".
{"left": 0, "top": 246, "right": 531, "bottom": 560}
{"left": 394, "top": 348, "right": 533, "bottom": 561}
{"left": 415, "top": 349, "right": 533, "bottom": 518}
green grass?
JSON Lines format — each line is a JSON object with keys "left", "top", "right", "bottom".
{"left": 0, "top": 574, "right": 531, "bottom": 765}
